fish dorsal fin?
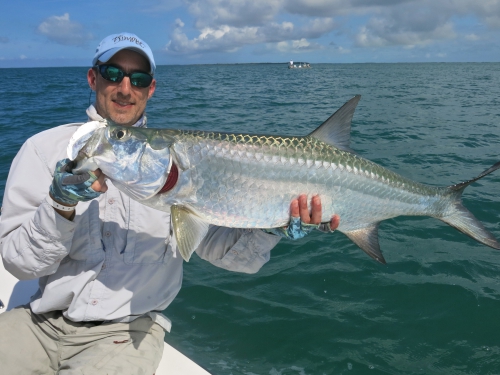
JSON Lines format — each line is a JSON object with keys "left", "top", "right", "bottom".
{"left": 308, "top": 95, "right": 361, "bottom": 152}
{"left": 171, "top": 205, "right": 210, "bottom": 261}
{"left": 344, "top": 223, "right": 386, "bottom": 264}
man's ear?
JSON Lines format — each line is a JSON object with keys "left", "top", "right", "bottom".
{"left": 87, "top": 68, "right": 97, "bottom": 91}
{"left": 147, "top": 79, "right": 156, "bottom": 100}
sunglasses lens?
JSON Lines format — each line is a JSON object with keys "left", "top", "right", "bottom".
{"left": 100, "top": 65, "right": 123, "bottom": 82}
{"left": 98, "top": 65, "right": 152, "bottom": 87}
{"left": 130, "top": 73, "right": 153, "bottom": 88}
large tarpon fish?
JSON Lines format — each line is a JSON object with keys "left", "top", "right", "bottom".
{"left": 68, "top": 96, "right": 500, "bottom": 263}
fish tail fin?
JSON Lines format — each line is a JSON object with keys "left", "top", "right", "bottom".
{"left": 439, "top": 161, "right": 500, "bottom": 250}
{"left": 439, "top": 204, "right": 500, "bottom": 250}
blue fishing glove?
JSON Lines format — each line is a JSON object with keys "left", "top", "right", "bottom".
{"left": 266, "top": 216, "right": 316, "bottom": 240}
{"left": 317, "top": 222, "right": 336, "bottom": 233}
{"left": 264, "top": 216, "right": 335, "bottom": 240}
{"left": 49, "top": 158, "right": 101, "bottom": 205}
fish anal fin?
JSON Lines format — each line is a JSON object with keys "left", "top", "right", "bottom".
{"left": 308, "top": 95, "right": 361, "bottom": 153}
{"left": 344, "top": 223, "right": 387, "bottom": 264}
{"left": 171, "top": 205, "right": 210, "bottom": 261}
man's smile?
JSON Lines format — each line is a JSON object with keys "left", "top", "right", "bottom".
{"left": 113, "top": 100, "right": 134, "bottom": 107}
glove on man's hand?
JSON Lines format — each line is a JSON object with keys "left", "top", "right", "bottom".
{"left": 264, "top": 217, "right": 317, "bottom": 240}
{"left": 49, "top": 158, "right": 101, "bottom": 205}
{"left": 263, "top": 194, "right": 338, "bottom": 240}
{"left": 264, "top": 216, "right": 336, "bottom": 240}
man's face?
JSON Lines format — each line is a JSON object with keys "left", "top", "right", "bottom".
{"left": 87, "top": 49, "right": 156, "bottom": 127}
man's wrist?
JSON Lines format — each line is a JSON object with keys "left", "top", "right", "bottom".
{"left": 46, "top": 194, "right": 77, "bottom": 212}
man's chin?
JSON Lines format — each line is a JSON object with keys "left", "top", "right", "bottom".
{"left": 108, "top": 114, "right": 137, "bottom": 127}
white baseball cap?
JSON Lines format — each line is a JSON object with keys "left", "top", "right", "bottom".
{"left": 92, "top": 32, "right": 156, "bottom": 74}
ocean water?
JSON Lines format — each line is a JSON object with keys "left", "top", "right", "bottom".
{"left": 1, "top": 63, "right": 500, "bottom": 375}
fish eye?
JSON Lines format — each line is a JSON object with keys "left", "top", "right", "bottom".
{"left": 112, "top": 128, "right": 130, "bottom": 141}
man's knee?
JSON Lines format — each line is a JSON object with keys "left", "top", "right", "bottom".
{"left": 0, "top": 306, "right": 56, "bottom": 375}
{"left": 59, "top": 318, "right": 165, "bottom": 375}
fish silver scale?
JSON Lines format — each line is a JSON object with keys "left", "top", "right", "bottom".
{"left": 145, "top": 129, "right": 446, "bottom": 232}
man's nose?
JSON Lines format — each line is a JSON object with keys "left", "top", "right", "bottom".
{"left": 117, "top": 76, "right": 132, "bottom": 94}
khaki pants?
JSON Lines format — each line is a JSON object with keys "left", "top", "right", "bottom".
{"left": 0, "top": 305, "right": 165, "bottom": 375}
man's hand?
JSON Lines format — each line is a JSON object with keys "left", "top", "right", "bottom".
{"left": 291, "top": 194, "right": 340, "bottom": 232}
{"left": 264, "top": 194, "right": 340, "bottom": 240}
{"left": 49, "top": 159, "right": 108, "bottom": 214}
{"left": 90, "top": 169, "right": 108, "bottom": 193}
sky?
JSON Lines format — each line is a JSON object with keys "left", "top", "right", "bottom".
{"left": 1, "top": 0, "right": 500, "bottom": 68}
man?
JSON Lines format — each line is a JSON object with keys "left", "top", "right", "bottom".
{"left": 0, "top": 32, "right": 339, "bottom": 374}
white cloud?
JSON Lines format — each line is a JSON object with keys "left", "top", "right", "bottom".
{"left": 337, "top": 46, "right": 351, "bottom": 54}
{"left": 276, "top": 38, "right": 323, "bottom": 53}
{"left": 166, "top": 14, "right": 335, "bottom": 54}
{"left": 37, "top": 13, "right": 93, "bottom": 47}
{"left": 165, "top": 0, "right": 500, "bottom": 56}
{"left": 356, "top": 21, "right": 456, "bottom": 48}
{"left": 166, "top": 21, "right": 263, "bottom": 53}
{"left": 465, "top": 33, "right": 480, "bottom": 41}
{"left": 484, "top": 15, "right": 500, "bottom": 28}
{"left": 186, "top": 0, "right": 283, "bottom": 28}
{"left": 20, "top": 55, "right": 27, "bottom": 60}
{"left": 354, "top": 2, "right": 458, "bottom": 48}
{"left": 175, "top": 18, "right": 185, "bottom": 28}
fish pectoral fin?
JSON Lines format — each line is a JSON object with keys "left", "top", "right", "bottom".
{"left": 344, "top": 223, "right": 386, "bottom": 264}
{"left": 171, "top": 205, "right": 210, "bottom": 262}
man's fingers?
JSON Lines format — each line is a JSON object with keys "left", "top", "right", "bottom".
{"left": 310, "top": 195, "right": 322, "bottom": 224}
{"left": 91, "top": 177, "right": 108, "bottom": 193}
{"left": 91, "top": 169, "right": 108, "bottom": 193}
{"left": 298, "top": 194, "right": 310, "bottom": 223}
{"left": 289, "top": 194, "right": 339, "bottom": 233}
{"left": 290, "top": 199, "right": 300, "bottom": 218}
{"left": 292, "top": 194, "right": 323, "bottom": 224}
{"left": 330, "top": 214, "right": 340, "bottom": 231}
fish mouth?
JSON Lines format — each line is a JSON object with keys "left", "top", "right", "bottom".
{"left": 67, "top": 121, "right": 107, "bottom": 161}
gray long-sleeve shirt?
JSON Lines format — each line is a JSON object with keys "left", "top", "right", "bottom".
{"left": 0, "top": 117, "right": 280, "bottom": 329}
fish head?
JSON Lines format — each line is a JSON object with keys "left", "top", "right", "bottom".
{"left": 68, "top": 121, "right": 173, "bottom": 200}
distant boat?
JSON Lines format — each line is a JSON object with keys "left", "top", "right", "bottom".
{"left": 288, "top": 60, "right": 311, "bottom": 69}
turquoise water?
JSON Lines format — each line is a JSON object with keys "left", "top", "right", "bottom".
{"left": 1, "top": 63, "right": 500, "bottom": 374}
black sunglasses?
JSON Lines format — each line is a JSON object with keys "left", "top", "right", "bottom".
{"left": 95, "top": 64, "right": 153, "bottom": 88}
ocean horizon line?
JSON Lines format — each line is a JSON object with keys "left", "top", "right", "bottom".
{"left": 1, "top": 61, "right": 499, "bottom": 70}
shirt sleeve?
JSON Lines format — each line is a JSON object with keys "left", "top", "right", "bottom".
{"left": 0, "top": 139, "right": 76, "bottom": 280}
{"left": 195, "top": 226, "right": 281, "bottom": 274}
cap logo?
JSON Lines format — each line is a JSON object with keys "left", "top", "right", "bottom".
{"left": 112, "top": 35, "right": 145, "bottom": 49}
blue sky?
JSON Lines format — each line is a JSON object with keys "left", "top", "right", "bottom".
{"left": 1, "top": 0, "right": 500, "bottom": 68}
